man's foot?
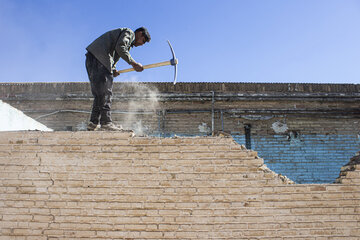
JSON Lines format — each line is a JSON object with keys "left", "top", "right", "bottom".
{"left": 87, "top": 122, "right": 99, "bottom": 131}
{"left": 100, "top": 122, "right": 123, "bottom": 131}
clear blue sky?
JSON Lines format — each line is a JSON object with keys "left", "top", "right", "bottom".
{"left": 0, "top": 0, "right": 359, "bottom": 84}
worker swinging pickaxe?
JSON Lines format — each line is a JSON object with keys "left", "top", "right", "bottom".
{"left": 115, "top": 40, "right": 178, "bottom": 85}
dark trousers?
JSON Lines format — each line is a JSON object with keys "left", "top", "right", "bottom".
{"left": 85, "top": 52, "right": 114, "bottom": 125}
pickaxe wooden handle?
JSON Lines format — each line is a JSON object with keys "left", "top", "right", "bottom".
{"left": 117, "top": 40, "right": 178, "bottom": 84}
{"left": 117, "top": 59, "right": 178, "bottom": 73}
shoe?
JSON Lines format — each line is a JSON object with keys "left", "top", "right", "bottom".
{"left": 87, "top": 122, "right": 99, "bottom": 131}
{"left": 100, "top": 122, "right": 123, "bottom": 131}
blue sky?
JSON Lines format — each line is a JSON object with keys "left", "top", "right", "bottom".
{"left": 0, "top": 0, "right": 359, "bottom": 84}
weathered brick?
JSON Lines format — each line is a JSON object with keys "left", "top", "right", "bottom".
{"left": 0, "top": 132, "right": 359, "bottom": 239}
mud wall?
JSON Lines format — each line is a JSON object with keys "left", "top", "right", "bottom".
{"left": 1, "top": 82, "right": 359, "bottom": 184}
{"left": 0, "top": 131, "right": 359, "bottom": 239}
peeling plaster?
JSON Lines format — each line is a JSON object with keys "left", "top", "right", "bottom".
{"left": 241, "top": 115, "right": 273, "bottom": 121}
{"left": 198, "top": 123, "right": 210, "bottom": 133}
{"left": 76, "top": 122, "right": 87, "bottom": 131}
{"left": 271, "top": 121, "right": 288, "bottom": 133}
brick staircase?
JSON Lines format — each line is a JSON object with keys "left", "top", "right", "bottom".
{"left": 0, "top": 131, "right": 359, "bottom": 239}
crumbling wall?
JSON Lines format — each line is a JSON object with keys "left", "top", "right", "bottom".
{"left": 0, "top": 131, "right": 359, "bottom": 239}
{"left": 232, "top": 117, "right": 360, "bottom": 183}
{"left": 1, "top": 82, "right": 359, "bottom": 184}
{"left": 336, "top": 152, "right": 360, "bottom": 184}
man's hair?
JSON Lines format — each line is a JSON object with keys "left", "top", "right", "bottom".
{"left": 135, "top": 27, "right": 151, "bottom": 42}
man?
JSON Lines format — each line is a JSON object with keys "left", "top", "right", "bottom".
{"left": 85, "top": 27, "right": 151, "bottom": 131}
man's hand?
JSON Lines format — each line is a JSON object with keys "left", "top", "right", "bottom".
{"left": 131, "top": 62, "right": 144, "bottom": 72}
{"left": 113, "top": 70, "right": 120, "bottom": 77}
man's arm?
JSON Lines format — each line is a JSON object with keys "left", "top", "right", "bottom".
{"left": 130, "top": 62, "right": 143, "bottom": 72}
{"left": 114, "top": 29, "right": 143, "bottom": 73}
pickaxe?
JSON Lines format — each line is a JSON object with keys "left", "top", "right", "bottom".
{"left": 117, "top": 40, "right": 178, "bottom": 85}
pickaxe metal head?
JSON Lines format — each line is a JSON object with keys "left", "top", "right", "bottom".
{"left": 117, "top": 40, "right": 178, "bottom": 84}
{"left": 167, "top": 40, "right": 178, "bottom": 85}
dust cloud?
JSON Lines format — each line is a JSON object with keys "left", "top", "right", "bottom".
{"left": 117, "top": 82, "right": 159, "bottom": 136}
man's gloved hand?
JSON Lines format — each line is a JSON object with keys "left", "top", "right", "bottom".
{"left": 131, "top": 62, "right": 144, "bottom": 72}
{"left": 113, "top": 70, "right": 120, "bottom": 77}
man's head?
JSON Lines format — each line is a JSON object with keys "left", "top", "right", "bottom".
{"left": 134, "top": 27, "right": 151, "bottom": 47}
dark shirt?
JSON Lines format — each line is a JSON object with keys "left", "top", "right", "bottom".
{"left": 86, "top": 28, "right": 135, "bottom": 73}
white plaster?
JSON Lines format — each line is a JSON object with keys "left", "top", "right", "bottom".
{"left": 241, "top": 115, "right": 273, "bottom": 120}
{"left": 198, "top": 123, "right": 210, "bottom": 133}
{"left": 76, "top": 121, "right": 88, "bottom": 131}
{"left": 271, "top": 121, "right": 288, "bottom": 133}
{"left": 0, "top": 100, "right": 52, "bottom": 131}
{"left": 132, "top": 120, "right": 149, "bottom": 136}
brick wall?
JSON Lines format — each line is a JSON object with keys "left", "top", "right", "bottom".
{"left": 1, "top": 82, "right": 359, "bottom": 184}
{"left": 232, "top": 116, "right": 360, "bottom": 184}
{"left": 0, "top": 131, "right": 359, "bottom": 239}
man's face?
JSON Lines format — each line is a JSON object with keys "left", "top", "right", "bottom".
{"left": 134, "top": 31, "right": 147, "bottom": 47}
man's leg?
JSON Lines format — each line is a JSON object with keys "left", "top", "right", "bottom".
{"left": 97, "top": 75, "right": 123, "bottom": 131}
{"left": 89, "top": 89, "right": 101, "bottom": 125}
{"left": 85, "top": 52, "right": 120, "bottom": 131}
{"left": 99, "top": 74, "right": 113, "bottom": 125}
{"left": 85, "top": 52, "right": 104, "bottom": 129}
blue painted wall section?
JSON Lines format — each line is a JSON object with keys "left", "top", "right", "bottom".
{"left": 232, "top": 134, "right": 360, "bottom": 184}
